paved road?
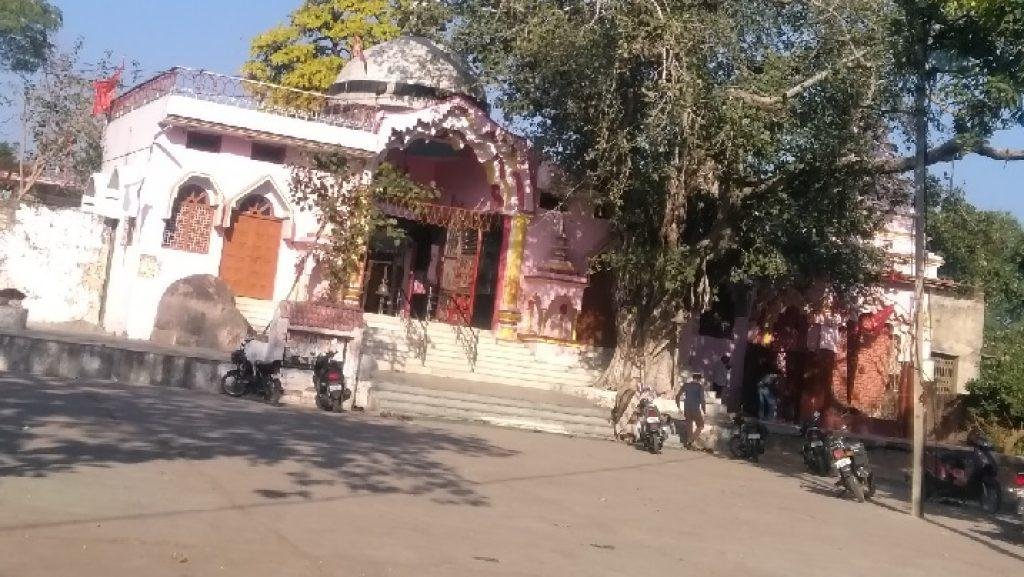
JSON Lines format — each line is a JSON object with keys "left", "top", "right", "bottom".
{"left": 0, "top": 373, "right": 1020, "bottom": 577}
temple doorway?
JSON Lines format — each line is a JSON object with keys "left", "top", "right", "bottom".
{"left": 361, "top": 217, "right": 501, "bottom": 330}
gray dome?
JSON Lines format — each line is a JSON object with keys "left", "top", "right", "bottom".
{"left": 329, "top": 36, "right": 484, "bottom": 109}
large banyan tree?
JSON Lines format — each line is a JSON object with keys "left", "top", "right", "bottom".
{"left": 398, "top": 0, "right": 1024, "bottom": 388}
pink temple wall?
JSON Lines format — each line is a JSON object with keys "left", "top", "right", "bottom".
{"left": 386, "top": 148, "right": 491, "bottom": 210}
{"left": 518, "top": 199, "right": 611, "bottom": 338}
{"left": 523, "top": 201, "right": 610, "bottom": 277}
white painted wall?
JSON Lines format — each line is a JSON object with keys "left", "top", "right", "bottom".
{"left": 101, "top": 125, "right": 327, "bottom": 340}
{"left": 0, "top": 204, "right": 113, "bottom": 325}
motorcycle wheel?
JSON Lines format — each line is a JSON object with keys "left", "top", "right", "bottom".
{"left": 750, "top": 447, "right": 759, "bottom": 463}
{"left": 843, "top": 472, "right": 866, "bottom": 503}
{"left": 979, "top": 477, "right": 1002, "bottom": 514}
{"left": 315, "top": 393, "right": 331, "bottom": 411}
{"left": 729, "top": 436, "right": 746, "bottom": 459}
{"left": 864, "top": 473, "right": 876, "bottom": 500}
{"left": 265, "top": 378, "right": 283, "bottom": 406}
{"left": 332, "top": 396, "right": 345, "bottom": 413}
{"left": 816, "top": 453, "right": 831, "bottom": 476}
{"left": 651, "top": 436, "right": 663, "bottom": 454}
{"left": 221, "top": 370, "right": 246, "bottom": 397}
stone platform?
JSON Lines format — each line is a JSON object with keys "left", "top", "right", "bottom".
{"left": 0, "top": 327, "right": 229, "bottom": 392}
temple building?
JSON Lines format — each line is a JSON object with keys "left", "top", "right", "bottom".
{"left": 82, "top": 37, "right": 616, "bottom": 390}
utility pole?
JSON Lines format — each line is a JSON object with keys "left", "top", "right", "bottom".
{"left": 18, "top": 82, "right": 27, "bottom": 199}
{"left": 910, "top": 3, "right": 930, "bottom": 520}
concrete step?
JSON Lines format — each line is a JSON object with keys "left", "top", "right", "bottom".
{"left": 373, "top": 381, "right": 609, "bottom": 419}
{"left": 362, "top": 336, "right": 602, "bottom": 378}
{"left": 370, "top": 361, "right": 599, "bottom": 392}
{"left": 362, "top": 340, "right": 601, "bottom": 374}
{"left": 365, "top": 353, "right": 601, "bottom": 387}
{"left": 235, "top": 297, "right": 276, "bottom": 331}
{"left": 368, "top": 381, "right": 612, "bottom": 439}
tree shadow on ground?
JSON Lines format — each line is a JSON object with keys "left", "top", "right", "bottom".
{"left": 0, "top": 372, "right": 517, "bottom": 507}
{"left": 717, "top": 433, "right": 1024, "bottom": 563}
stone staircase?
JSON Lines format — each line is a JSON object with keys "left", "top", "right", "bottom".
{"left": 235, "top": 297, "right": 277, "bottom": 333}
{"left": 361, "top": 313, "right": 607, "bottom": 394}
{"left": 368, "top": 374, "right": 612, "bottom": 438}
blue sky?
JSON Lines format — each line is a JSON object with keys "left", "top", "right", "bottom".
{"left": 17, "top": 1, "right": 1024, "bottom": 217}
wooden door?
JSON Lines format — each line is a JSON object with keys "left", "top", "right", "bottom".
{"left": 219, "top": 211, "right": 282, "bottom": 300}
{"left": 436, "top": 228, "right": 481, "bottom": 324}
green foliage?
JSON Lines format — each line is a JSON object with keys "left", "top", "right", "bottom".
{"left": 290, "top": 156, "right": 438, "bottom": 293}
{"left": 892, "top": 1, "right": 1024, "bottom": 153}
{"left": 242, "top": 0, "right": 403, "bottom": 92}
{"left": 928, "top": 181, "right": 1024, "bottom": 329}
{"left": 967, "top": 323, "right": 1024, "bottom": 453}
{"left": 19, "top": 41, "right": 139, "bottom": 197}
{"left": 442, "top": 1, "right": 899, "bottom": 340}
{"left": 0, "top": 0, "right": 60, "bottom": 74}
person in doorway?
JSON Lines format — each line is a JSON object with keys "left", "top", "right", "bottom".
{"left": 711, "top": 354, "right": 731, "bottom": 399}
{"left": 675, "top": 372, "right": 707, "bottom": 449}
{"left": 757, "top": 372, "right": 779, "bottom": 421}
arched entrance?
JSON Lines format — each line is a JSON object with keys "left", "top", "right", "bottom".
{"left": 219, "top": 195, "right": 282, "bottom": 300}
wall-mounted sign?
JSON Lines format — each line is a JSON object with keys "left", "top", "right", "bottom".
{"left": 138, "top": 254, "right": 160, "bottom": 278}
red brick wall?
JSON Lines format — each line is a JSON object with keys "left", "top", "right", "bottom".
{"left": 849, "top": 329, "right": 892, "bottom": 416}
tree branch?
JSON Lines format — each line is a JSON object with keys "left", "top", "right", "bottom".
{"left": 872, "top": 138, "right": 1024, "bottom": 174}
{"left": 727, "top": 51, "right": 867, "bottom": 112}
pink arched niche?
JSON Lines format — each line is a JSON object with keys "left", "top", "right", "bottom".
{"left": 383, "top": 144, "right": 492, "bottom": 211}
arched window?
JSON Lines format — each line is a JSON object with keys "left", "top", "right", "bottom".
{"left": 236, "top": 194, "right": 276, "bottom": 218}
{"left": 162, "top": 184, "right": 214, "bottom": 253}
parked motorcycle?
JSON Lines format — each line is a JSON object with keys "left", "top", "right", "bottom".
{"left": 729, "top": 415, "right": 767, "bottom": 463}
{"left": 923, "top": 436, "right": 1002, "bottom": 514}
{"left": 221, "top": 339, "right": 283, "bottom": 405}
{"left": 313, "top": 350, "right": 350, "bottom": 412}
{"left": 1011, "top": 471, "right": 1024, "bottom": 531}
{"left": 634, "top": 395, "right": 669, "bottom": 454}
{"left": 800, "top": 411, "right": 831, "bottom": 475}
{"left": 828, "top": 429, "right": 875, "bottom": 502}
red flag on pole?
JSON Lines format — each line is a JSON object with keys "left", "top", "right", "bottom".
{"left": 862, "top": 305, "right": 896, "bottom": 333}
{"left": 92, "top": 66, "right": 123, "bottom": 116}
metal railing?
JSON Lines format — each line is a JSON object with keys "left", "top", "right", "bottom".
{"left": 436, "top": 292, "right": 479, "bottom": 371}
{"left": 108, "top": 67, "right": 378, "bottom": 131}
{"left": 392, "top": 285, "right": 430, "bottom": 365}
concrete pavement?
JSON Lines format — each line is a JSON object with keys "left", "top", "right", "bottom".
{"left": 0, "top": 373, "right": 1020, "bottom": 576}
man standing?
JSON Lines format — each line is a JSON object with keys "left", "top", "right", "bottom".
{"left": 757, "top": 372, "right": 779, "bottom": 421}
{"left": 711, "top": 354, "right": 731, "bottom": 399}
{"left": 675, "top": 372, "right": 707, "bottom": 449}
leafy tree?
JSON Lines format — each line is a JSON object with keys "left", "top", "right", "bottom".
{"left": 242, "top": 0, "right": 405, "bottom": 92}
{"left": 290, "top": 156, "right": 438, "bottom": 293}
{"left": 424, "top": 1, "right": 905, "bottom": 385}
{"left": 928, "top": 181, "right": 1024, "bottom": 329}
{"left": 966, "top": 323, "right": 1024, "bottom": 454}
{"left": 17, "top": 42, "right": 137, "bottom": 200}
{"left": 386, "top": 1, "right": 1024, "bottom": 390}
{"left": 0, "top": 0, "right": 61, "bottom": 74}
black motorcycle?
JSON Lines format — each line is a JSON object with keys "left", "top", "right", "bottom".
{"left": 828, "top": 429, "right": 875, "bottom": 502}
{"left": 635, "top": 396, "right": 668, "bottom": 454}
{"left": 729, "top": 415, "right": 767, "bottom": 462}
{"left": 221, "top": 339, "right": 283, "bottom": 405}
{"left": 800, "top": 411, "right": 831, "bottom": 475}
{"left": 923, "top": 436, "right": 1002, "bottom": 514}
{"left": 313, "top": 350, "right": 351, "bottom": 412}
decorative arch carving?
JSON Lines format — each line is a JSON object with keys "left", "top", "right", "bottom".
{"left": 223, "top": 176, "right": 296, "bottom": 239}
{"left": 161, "top": 173, "right": 224, "bottom": 221}
{"left": 374, "top": 97, "right": 534, "bottom": 213}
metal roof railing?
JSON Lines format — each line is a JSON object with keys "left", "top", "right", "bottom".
{"left": 108, "top": 67, "right": 377, "bottom": 132}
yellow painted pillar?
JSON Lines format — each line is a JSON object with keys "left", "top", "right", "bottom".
{"left": 496, "top": 213, "right": 529, "bottom": 340}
